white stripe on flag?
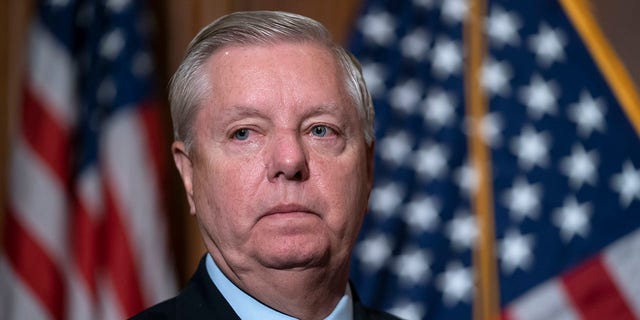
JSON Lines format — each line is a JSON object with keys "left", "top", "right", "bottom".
{"left": 66, "top": 266, "right": 95, "bottom": 320}
{"left": 97, "top": 276, "right": 126, "bottom": 320}
{"left": 78, "top": 164, "right": 104, "bottom": 220}
{"left": 0, "top": 256, "right": 51, "bottom": 320}
{"left": 507, "top": 280, "right": 579, "bottom": 320}
{"left": 103, "top": 108, "right": 175, "bottom": 303}
{"left": 28, "top": 22, "right": 77, "bottom": 128}
{"left": 602, "top": 228, "right": 640, "bottom": 317}
{"left": 10, "top": 139, "right": 68, "bottom": 263}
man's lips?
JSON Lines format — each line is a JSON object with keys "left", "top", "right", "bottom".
{"left": 261, "top": 204, "right": 318, "bottom": 219}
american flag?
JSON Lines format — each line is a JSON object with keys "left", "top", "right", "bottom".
{"left": 349, "top": 0, "right": 640, "bottom": 319}
{"left": 0, "top": 0, "right": 176, "bottom": 319}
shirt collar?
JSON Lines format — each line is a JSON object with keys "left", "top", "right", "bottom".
{"left": 205, "top": 254, "right": 353, "bottom": 320}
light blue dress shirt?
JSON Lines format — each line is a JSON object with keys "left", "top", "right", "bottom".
{"left": 206, "top": 254, "right": 353, "bottom": 320}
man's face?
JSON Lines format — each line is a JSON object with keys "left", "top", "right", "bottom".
{"left": 174, "top": 42, "right": 374, "bottom": 273}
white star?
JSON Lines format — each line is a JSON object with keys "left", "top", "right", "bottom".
{"left": 370, "top": 182, "right": 405, "bottom": 217}
{"left": 401, "top": 28, "right": 430, "bottom": 60}
{"left": 441, "top": 0, "right": 469, "bottom": 25}
{"left": 388, "top": 300, "right": 426, "bottom": 320}
{"left": 479, "top": 112, "right": 504, "bottom": 148}
{"left": 501, "top": 177, "right": 542, "bottom": 222}
{"left": 431, "top": 37, "right": 463, "bottom": 79}
{"left": 446, "top": 210, "right": 478, "bottom": 250}
{"left": 518, "top": 74, "right": 560, "bottom": 119}
{"left": 436, "top": 262, "right": 473, "bottom": 306}
{"left": 568, "top": 91, "right": 607, "bottom": 138}
{"left": 378, "top": 131, "right": 413, "bottom": 166}
{"left": 499, "top": 229, "right": 534, "bottom": 274}
{"left": 485, "top": 5, "right": 521, "bottom": 47}
{"left": 361, "top": 62, "right": 387, "bottom": 97}
{"left": 510, "top": 126, "right": 552, "bottom": 170}
{"left": 482, "top": 58, "right": 513, "bottom": 97}
{"left": 100, "top": 29, "right": 125, "bottom": 60}
{"left": 404, "top": 196, "right": 441, "bottom": 233}
{"left": 358, "top": 11, "right": 396, "bottom": 46}
{"left": 106, "top": 0, "right": 131, "bottom": 12}
{"left": 390, "top": 80, "right": 423, "bottom": 113}
{"left": 611, "top": 161, "right": 640, "bottom": 208}
{"left": 356, "top": 233, "right": 394, "bottom": 272}
{"left": 454, "top": 162, "right": 478, "bottom": 197}
{"left": 559, "top": 144, "right": 598, "bottom": 190}
{"left": 412, "top": 142, "right": 449, "bottom": 180}
{"left": 528, "top": 23, "right": 567, "bottom": 67}
{"left": 421, "top": 88, "right": 457, "bottom": 130}
{"left": 552, "top": 196, "right": 592, "bottom": 242}
{"left": 392, "top": 247, "right": 431, "bottom": 285}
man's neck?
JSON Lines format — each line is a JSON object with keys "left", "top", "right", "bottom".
{"left": 209, "top": 252, "right": 350, "bottom": 320}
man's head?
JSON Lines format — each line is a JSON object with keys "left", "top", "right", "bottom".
{"left": 170, "top": 10, "right": 375, "bottom": 151}
{"left": 170, "top": 11, "right": 375, "bottom": 288}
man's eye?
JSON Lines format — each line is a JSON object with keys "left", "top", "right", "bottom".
{"left": 233, "top": 128, "right": 250, "bottom": 140}
{"left": 311, "top": 125, "right": 330, "bottom": 137}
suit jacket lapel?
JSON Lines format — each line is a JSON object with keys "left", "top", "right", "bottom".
{"left": 176, "top": 256, "right": 241, "bottom": 319}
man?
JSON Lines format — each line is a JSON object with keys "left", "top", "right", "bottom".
{"left": 133, "top": 11, "right": 400, "bottom": 320}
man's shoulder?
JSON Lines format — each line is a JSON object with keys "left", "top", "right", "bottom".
{"left": 129, "top": 256, "right": 239, "bottom": 320}
{"left": 353, "top": 294, "right": 404, "bottom": 320}
{"left": 129, "top": 276, "right": 237, "bottom": 319}
{"left": 351, "top": 283, "right": 403, "bottom": 320}
{"left": 356, "top": 304, "right": 405, "bottom": 320}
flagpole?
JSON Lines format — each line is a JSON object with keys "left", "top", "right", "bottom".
{"left": 466, "top": 0, "right": 501, "bottom": 319}
{"left": 559, "top": 0, "right": 640, "bottom": 138}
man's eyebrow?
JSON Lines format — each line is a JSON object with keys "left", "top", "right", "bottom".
{"left": 215, "top": 103, "right": 349, "bottom": 125}
{"left": 302, "top": 104, "right": 345, "bottom": 118}
{"left": 218, "top": 105, "right": 269, "bottom": 122}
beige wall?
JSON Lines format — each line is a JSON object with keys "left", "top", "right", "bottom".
{"left": 591, "top": 0, "right": 640, "bottom": 88}
{"left": 0, "top": 0, "right": 33, "bottom": 251}
{"left": 1, "top": 0, "right": 638, "bottom": 285}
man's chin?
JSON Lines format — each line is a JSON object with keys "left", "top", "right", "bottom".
{"left": 256, "top": 242, "right": 331, "bottom": 270}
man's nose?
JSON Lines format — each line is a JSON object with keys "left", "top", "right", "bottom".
{"left": 267, "top": 131, "right": 309, "bottom": 182}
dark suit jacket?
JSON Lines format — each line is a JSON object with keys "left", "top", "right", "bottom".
{"left": 131, "top": 256, "right": 401, "bottom": 320}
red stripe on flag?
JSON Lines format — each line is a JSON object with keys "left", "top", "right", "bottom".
{"left": 21, "top": 86, "right": 71, "bottom": 182}
{"left": 137, "top": 102, "right": 173, "bottom": 263}
{"left": 501, "top": 309, "right": 516, "bottom": 320}
{"left": 103, "top": 181, "right": 145, "bottom": 317}
{"left": 138, "top": 101, "right": 167, "bottom": 183}
{"left": 2, "top": 207, "right": 66, "bottom": 320}
{"left": 70, "top": 199, "right": 98, "bottom": 297}
{"left": 562, "top": 256, "right": 636, "bottom": 320}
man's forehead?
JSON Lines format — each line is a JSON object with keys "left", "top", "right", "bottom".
{"left": 195, "top": 40, "right": 354, "bottom": 118}
{"left": 201, "top": 41, "right": 344, "bottom": 94}
{"left": 206, "top": 40, "right": 336, "bottom": 64}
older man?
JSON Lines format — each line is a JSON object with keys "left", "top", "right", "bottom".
{"left": 133, "top": 11, "right": 400, "bottom": 320}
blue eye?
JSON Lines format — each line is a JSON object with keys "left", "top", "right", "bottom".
{"left": 311, "top": 125, "right": 329, "bottom": 137}
{"left": 233, "top": 128, "right": 250, "bottom": 140}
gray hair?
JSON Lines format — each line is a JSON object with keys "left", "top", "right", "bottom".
{"left": 169, "top": 10, "right": 374, "bottom": 150}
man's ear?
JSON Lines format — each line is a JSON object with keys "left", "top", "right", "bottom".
{"left": 172, "top": 141, "right": 196, "bottom": 215}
